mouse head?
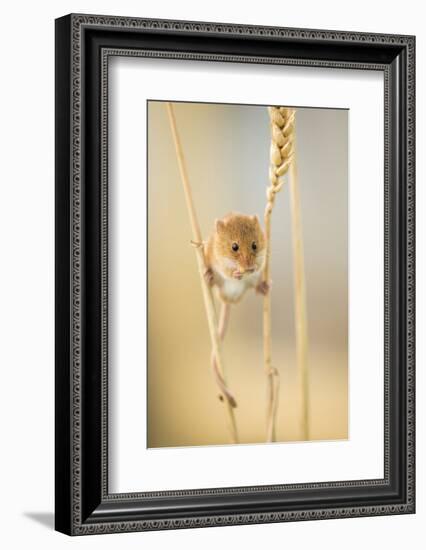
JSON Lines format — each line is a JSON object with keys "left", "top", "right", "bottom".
{"left": 214, "top": 213, "right": 266, "bottom": 280}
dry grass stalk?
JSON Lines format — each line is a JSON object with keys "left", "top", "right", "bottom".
{"left": 289, "top": 138, "right": 310, "bottom": 441}
{"left": 166, "top": 102, "right": 239, "bottom": 443}
{"left": 264, "top": 106, "right": 296, "bottom": 442}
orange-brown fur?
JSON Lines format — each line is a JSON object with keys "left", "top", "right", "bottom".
{"left": 204, "top": 212, "right": 268, "bottom": 303}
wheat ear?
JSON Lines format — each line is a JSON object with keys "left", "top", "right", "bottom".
{"left": 166, "top": 102, "right": 239, "bottom": 443}
{"left": 264, "top": 106, "right": 296, "bottom": 442}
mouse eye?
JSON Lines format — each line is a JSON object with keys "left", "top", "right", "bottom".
{"left": 252, "top": 242, "right": 257, "bottom": 251}
{"left": 232, "top": 242, "right": 239, "bottom": 252}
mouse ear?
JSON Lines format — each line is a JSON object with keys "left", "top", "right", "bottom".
{"left": 251, "top": 214, "right": 261, "bottom": 226}
{"left": 215, "top": 219, "right": 225, "bottom": 233}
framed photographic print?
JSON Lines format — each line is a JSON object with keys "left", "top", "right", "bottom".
{"left": 55, "top": 14, "right": 416, "bottom": 535}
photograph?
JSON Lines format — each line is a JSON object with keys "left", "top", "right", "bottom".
{"left": 147, "top": 100, "right": 349, "bottom": 448}
{"left": 53, "top": 12, "right": 415, "bottom": 536}
{"left": 0, "top": 0, "right": 419, "bottom": 545}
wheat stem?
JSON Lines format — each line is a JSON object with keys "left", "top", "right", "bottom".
{"left": 289, "top": 139, "right": 310, "bottom": 440}
{"left": 166, "top": 102, "right": 239, "bottom": 443}
{"left": 263, "top": 107, "right": 296, "bottom": 442}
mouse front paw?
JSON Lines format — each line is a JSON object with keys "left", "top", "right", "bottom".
{"left": 204, "top": 267, "right": 215, "bottom": 286}
{"left": 256, "top": 280, "right": 270, "bottom": 296}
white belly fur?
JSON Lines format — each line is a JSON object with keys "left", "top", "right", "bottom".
{"left": 219, "top": 271, "right": 260, "bottom": 303}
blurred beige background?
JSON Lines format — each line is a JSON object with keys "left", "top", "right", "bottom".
{"left": 147, "top": 101, "right": 348, "bottom": 447}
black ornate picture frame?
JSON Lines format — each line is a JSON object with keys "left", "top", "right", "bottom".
{"left": 55, "top": 13, "right": 415, "bottom": 535}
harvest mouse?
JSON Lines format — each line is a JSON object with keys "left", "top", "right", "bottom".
{"left": 204, "top": 212, "right": 269, "bottom": 304}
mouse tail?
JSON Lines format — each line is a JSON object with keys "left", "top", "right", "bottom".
{"left": 211, "top": 352, "right": 237, "bottom": 408}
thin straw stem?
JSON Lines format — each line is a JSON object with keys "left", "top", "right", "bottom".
{"left": 263, "top": 205, "right": 280, "bottom": 443}
{"left": 289, "top": 141, "right": 310, "bottom": 440}
{"left": 166, "top": 102, "right": 239, "bottom": 443}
